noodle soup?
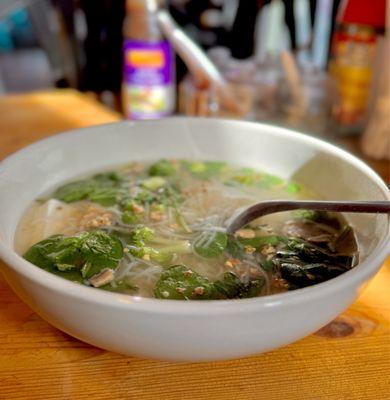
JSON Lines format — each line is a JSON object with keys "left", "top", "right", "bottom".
{"left": 16, "top": 159, "right": 358, "bottom": 300}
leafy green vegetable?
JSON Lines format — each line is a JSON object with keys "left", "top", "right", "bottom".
{"left": 131, "top": 226, "right": 155, "bottom": 245}
{"left": 132, "top": 191, "right": 157, "bottom": 205}
{"left": 260, "top": 259, "right": 275, "bottom": 271}
{"left": 128, "top": 226, "right": 191, "bottom": 264}
{"left": 53, "top": 180, "right": 97, "bottom": 203}
{"left": 225, "top": 169, "right": 285, "bottom": 188}
{"left": 141, "top": 177, "right": 166, "bottom": 191}
{"left": 127, "top": 244, "right": 166, "bottom": 264}
{"left": 257, "top": 174, "right": 284, "bottom": 188}
{"left": 242, "top": 279, "right": 265, "bottom": 298}
{"left": 93, "top": 172, "right": 122, "bottom": 183}
{"left": 79, "top": 231, "right": 123, "bottom": 278}
{"left": 193, "top": 231, "right": 228, "bottom": 258}
{"left": 214, "top": 272, "right": 265, "bottom": 299}
{"left": 225, "top": 168, "right": 257, "bottom": 186}
{"left": 271, "top": 236, "right": 356, "bottom": 289}
{"left": 285, "top": 182, "right": 301, "bottom": 194}
{"left": 148, "top": 159, "right": 176, "bottom": 177}
{"left": 292, "top": 209, "right": 329, "bottom": 221}
{"left": 100, "top": 278, "right": 138, "bottom": 294}
{"left": 121, "top": 210, "right": 140, "bottom": 224}
{"left": 88, "top": 187, "right": 125, "bottom": 207}
{"left": 44, "top": 236, "right": 83, "bottom": 268}
{"left": 238, "top": 235, "right": 286, "bottom": 249}
{"left": 53, "top": 172, "right": 124, "bottom": 205}
{"left": 213, "top": 272, "right": 242, "bottom": 298}
{"left": 154, "top": 265, "right": 216, "bottom": 300}
{"left": 23, "top": 235, "right": 84, "bottom": 282}
{"left": 47, "top": 267, "right": 85, "bottom": 283}
{"left": 226, "top": 235, "right": 286, "bottom": 257}
{"left": 284, "top": 238, "right": 354, "bottom": 267}
{"left": 182, "top": 161, "right": 226, "bottom": 180}
{"left": 24, "top": 235, "right": 66, "bottom": 269}
{"left": 279, "top": 262, "right": 348, "bottom": 288}
{"left": 24, "top": 230, "right": 123, "bottom": 280}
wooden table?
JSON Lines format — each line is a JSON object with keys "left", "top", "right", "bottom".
{"left": 0, "top": 90, "right": 389, "bottom": 400}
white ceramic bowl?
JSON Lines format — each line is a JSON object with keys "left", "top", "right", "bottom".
{"left": 0, "top": 118, "right": 389, "bottom": 362}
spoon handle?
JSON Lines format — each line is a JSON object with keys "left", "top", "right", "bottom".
{"left": 227, "top": 200, "right": 390, "bottom": 235}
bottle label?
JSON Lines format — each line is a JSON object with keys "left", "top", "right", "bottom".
{"left": 123, "top": 40, "right": 175, "bottom": 119}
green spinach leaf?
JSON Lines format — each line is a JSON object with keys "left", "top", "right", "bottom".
{"left": 214, "top": 272, "right": 265, "bottom": 299}
{"left": 193, "top": 231, "right": 227, "bottom": 258}
{"left": 148, "top": 159, "right": 176, "bottom": 177}
{"left": 154, "top": 265, "right": 216, "bottom": 300}
{"left": 24, "top": 230, "right": 123, "bottom": 281}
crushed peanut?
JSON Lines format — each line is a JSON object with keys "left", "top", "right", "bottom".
{"left": 261, "top": 244, "right": 276, "bottom": 256}
{"left": 273, "top": 277, "right": 289, "bottom": 289}
{"left": 150, "top": 211, "right": 165, "bottom": 221}
{"left": 193, "top": 286, "right": 205, "bottom": 295}
{"left": 142, "top": 254, "right": 151, "bottom": 261}
{"left": 249, "top": 267, "right": 263, "bottom": 278}
{"left": 132, "top": 203, "right": 144, "bottom": 214}
{"left": 176, "top": 287, "right": 186, "bottom": 294}
{"left": 79, "top": 207, "right": 114, "bottom": 230}
{"left": 123, "top": 247, "right": 129, "bottom": 253}
{"left": 184, "top": 270, "right": 193, "bottom": 277}
{"left": 235, "top": 229, "right": 256, "bottom": 239}
{"left": 225, "top": 259, "right": 240, "bottom": 268}
{"left": 244, "top": 245, "right": 256, "bottom": 254}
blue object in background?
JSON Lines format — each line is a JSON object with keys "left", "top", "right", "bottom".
{"left": 0, "top": 8, "right": 37, "bottom": 53}
{"left": 0, "top": 20, "right": 14, "bottom": 53}
{"left": 8, "top": 8, "right": 37, "bottom": 47}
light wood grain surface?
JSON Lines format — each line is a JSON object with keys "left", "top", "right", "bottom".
{"left": 0, "top": 90, "right": 389, "bottom": 400}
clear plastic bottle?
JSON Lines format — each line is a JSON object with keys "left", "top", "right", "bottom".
{"left": 122, "top": 0, "right": 176, "bottom": 119}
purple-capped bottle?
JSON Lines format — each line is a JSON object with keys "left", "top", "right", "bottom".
{"left": 122, "top": 0, "right": 176, "bottom": 120}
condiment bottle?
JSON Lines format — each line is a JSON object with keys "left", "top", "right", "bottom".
{"left": 329, "top": 0, "right": 385, "bottom": 135}
{"left": 122, "top": 0, "right": 175, "bottom": 119}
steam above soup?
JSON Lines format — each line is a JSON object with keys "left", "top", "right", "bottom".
{"left": 16, "top": 159, "right": 358, "bottom": 300}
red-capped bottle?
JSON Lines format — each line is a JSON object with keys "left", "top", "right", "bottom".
{"left": 329, "top": 0, "right": 386, "bottom": 134}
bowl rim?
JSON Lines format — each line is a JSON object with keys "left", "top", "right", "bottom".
{"left": 0, "top": 117, "right": 389, "bottom": 315}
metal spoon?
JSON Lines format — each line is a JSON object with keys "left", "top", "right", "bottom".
{"left": 226, "top": 200, "right": 390, "bottom": 235}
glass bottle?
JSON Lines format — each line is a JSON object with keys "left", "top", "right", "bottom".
{"left": 122, "top": 0, "right": 176, "bottom": 119}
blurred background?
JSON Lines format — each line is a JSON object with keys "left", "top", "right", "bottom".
{"left": 0, "top": 0, "right": 388, "bottom": 161}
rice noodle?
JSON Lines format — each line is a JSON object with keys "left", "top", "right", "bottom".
{"left": 15, "top": 160, "right": 318, "bottom": 299}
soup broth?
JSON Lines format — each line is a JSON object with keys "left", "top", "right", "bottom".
{"left": 16, "top": 159, "right": 358, "bottom": 300}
